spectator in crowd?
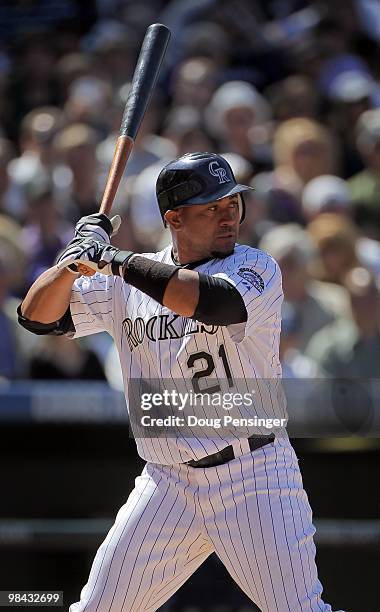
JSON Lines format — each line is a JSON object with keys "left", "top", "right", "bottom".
{"left": 349, "top": 108, "right": 380, "bottom": 238}
{"left": 307, "top": 212, "right": 359, "bottom": 284}
{"left": 54, "top": 52, "right": 93, "bottom": 106}
{"left": 53, "top": 122, "right": 100, "bottom": 223}
{"left": 306, "top": 266, "right": 380, "bottom": 378}
{"left": 174, "top": 21, "right": 230, "bottom": 68}
{"left": 8, "top": 106, "right": 63, "bottom": 192}
{"left": 301, "top": 174, "right": 352, "bottom": 222}
{"left": 63, "top": 75, "right": 112, "bottom": 138}
{"left": 259, "top": 223, "right": 349, "bottom": 350}
{"left": 0, "top": 234, "right": 37, "bottom": 379}
{"left": 306, "top": 207, "right": 380, "bottom": 281}
{"left": 273, "top": 118, "right": 337, "bottom": 185}
{"left": 6, "top": 34, "right": 58, "bottom": 138}
{"left": 161, "top": 106, "right": 216, "bottom": 158}
{"left": 280, "top": 302, "right": 320, "bottom": 379}
{"left": 169, "top": 56, "right": 219, "bottom": 110}
{"left": 21, "top": 179, "right": 73, "bottom": 286}
{"left": 289, "top": 35, "right": 326, "bottom": 84}
{"left": 29, "top": 335, "right": 107, "bottom": 381}
{"left": 205, "top": 80, "right": 272, "bottom": 171}
{"left": 86, "top": 20, "right": 138, "bottom": 88}
{"left": 252, "top": 117, "right": 337, "bottom": 224}
{"left": 0, "top": 246, "right": 22, "bottom": 379}
{"left": 264, "top": 75, "right": 320, "bottom": 122}
{"left": 0, "top": 213, "right": 26, "bottom": 297}
{"left": 0, "top": 138, "right": 27, "bottom": 222}
{"left": 325, "top": 68, "right": 375, "bottom": 177}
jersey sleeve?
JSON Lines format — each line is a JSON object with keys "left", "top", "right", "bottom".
{"left": 212, "top": 247, "right": 283, "bottom": 339}
{"left": 68, "top": 272, "right": 117, "bottom": 338}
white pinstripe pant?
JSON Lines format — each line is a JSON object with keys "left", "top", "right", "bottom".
{"left": 70, "top": 438, "right": 335, "bottom": 612}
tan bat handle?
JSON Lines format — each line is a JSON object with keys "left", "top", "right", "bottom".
{"left": 76, "top": 135, "right": 134, "bottom": 276}
{"left": 99, "top": 135, "right": 134, "bottom": 215}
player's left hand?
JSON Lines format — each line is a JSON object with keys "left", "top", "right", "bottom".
{"left": 74, "top": 213, "right": 122, "bottom": 243}
{"left": 56, "top": 237, "right": 131, "bottom": 276}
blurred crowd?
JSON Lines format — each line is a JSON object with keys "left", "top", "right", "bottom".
{"left": 3, "top": 0, "right": 380, "bottom": 385}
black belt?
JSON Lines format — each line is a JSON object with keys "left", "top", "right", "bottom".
{"left": 185, "top": 434, "right": 275, "bottom": 468}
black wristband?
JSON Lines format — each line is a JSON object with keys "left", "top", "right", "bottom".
{"left": 110, "top": 249, "right": 134, "bottom": 275}
{"left": 122, "top": 256, "right": 179, "bottom": 304}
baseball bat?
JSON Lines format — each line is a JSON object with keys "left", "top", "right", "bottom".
{"left": 77, "top": 23, "right": 171, "bottom": 276}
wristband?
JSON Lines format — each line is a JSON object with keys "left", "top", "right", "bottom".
{"left": 110, "top": 250, "right": 135, "bottom": 276}
{"left": 121, "top": 255, "right": 178, "bottom": 304}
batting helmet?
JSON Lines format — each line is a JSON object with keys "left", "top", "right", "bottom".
{"left": 156, "top": 152, "right": 254, "bottom": 224}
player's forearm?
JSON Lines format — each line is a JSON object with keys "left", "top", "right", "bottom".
{"left": 21, "top": 266, "right": 77, "bottom": 323}
{"left": 163, "top": 269, "right": 199, "bottom": 316}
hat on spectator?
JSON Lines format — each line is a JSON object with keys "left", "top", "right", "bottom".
{"left": 328, "top": 70, "right": 375, "bottom": 103}
{"left": 206, "top": 80, "right": 271, "bottom": 136}
{"left": 302, "top": 175, "right": 351, "bottom": 217}
{"left": 356, "top": 237, "right": 380, "bottom": 278}
{"left": 356, "top": 108, "right": 380, "bottom": 151}
{"left": 307, "top": 212, "right": 358, "bottom": 283}
{"left": 259, "top": 223, "right": 315, "bottom": 263}
{"left": 319, "top": 53, "right": 371, "bottom": 95}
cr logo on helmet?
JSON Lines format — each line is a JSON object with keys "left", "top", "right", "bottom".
{"left": 208, "top": 161, "right": 231, "bottom": 184}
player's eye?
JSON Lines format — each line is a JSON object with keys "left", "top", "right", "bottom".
{"left": 207, "top": 205, "right": 217, "bottom": 211}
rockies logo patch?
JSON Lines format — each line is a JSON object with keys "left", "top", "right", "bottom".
{"left": 237, "top": 268, "right": 265, "bottom": 293}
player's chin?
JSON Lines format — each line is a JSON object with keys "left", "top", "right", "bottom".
{"left": 210, "top": 236, "right": 236, "bottom": 258}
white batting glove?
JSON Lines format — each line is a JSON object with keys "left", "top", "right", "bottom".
{"left": 74, "top": 213, "right": 122, "bottom": 243}
{"left": 56, "top": 237, "right": 132, "bottom": 276}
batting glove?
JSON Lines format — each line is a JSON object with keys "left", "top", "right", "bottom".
{"left": 74, "top": 213, "right": 122, "bottom": 243}
{"left": 56, "top": 237, "right": 132, "bottom": 276}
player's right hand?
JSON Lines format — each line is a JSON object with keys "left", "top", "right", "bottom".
{"left": 74, "top": 213, "right": 121, "bottom": 244}
{"left": 56, "top": 236, "right": 131, "bottom": 276}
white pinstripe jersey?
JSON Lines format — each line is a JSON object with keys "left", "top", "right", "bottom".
{"left": 69, "top": 244, "right": 287, "bottom": 464}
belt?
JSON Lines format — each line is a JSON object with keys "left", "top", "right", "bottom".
{"left": 185, "top": 434, "right": 275, "bottom": 468}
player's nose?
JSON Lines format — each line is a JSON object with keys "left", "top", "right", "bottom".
{"left": 219, "top": 208, "right": 238, "bottom": 226}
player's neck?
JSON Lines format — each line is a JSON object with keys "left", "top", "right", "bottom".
{"left": 171, "top": 245, "right": 209, "bottom": 266}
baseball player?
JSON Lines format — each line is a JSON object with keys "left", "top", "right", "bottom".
{"left": 19, "top": 152, "right": 341, "bottom": 612}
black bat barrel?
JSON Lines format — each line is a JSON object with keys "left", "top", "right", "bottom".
{"left": 120, "top": 23, "right": 171, "bottom": 140}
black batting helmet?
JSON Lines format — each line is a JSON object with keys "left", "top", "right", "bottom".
{"left": 156, "top": 152, "right": 254, "bottom": 224}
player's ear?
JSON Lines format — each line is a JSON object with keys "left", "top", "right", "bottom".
{"left": 165, "top": 209, "right": 182, "bottom": 230}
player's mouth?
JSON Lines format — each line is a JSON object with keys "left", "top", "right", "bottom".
{"left": 216, "top": 230, "right": 236, "bottom": 237}
{"left": 215, "top": 233, "right": 236, "bottom": 241}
